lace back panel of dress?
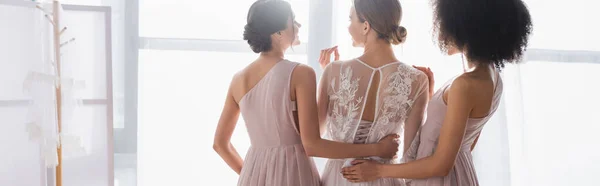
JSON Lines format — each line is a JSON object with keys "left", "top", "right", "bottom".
{"left": 326, "top": 61, "right": 422, "bottom": 144}
{"left": 366, "top": 64, "right": 420, "bottom": 144}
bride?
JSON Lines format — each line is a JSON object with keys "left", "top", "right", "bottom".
{"left": 317, "top": 0, "right": 429, "bottom": 185}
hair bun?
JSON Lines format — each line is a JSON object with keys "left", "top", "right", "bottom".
{"left": 390, "top": 26, "right": 407, "bottom": 45}
{"left": 243, "top": 24, "right": 273, "bottom": 53}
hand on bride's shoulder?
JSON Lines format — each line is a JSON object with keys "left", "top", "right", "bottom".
{"left": 413, "top": 65, "right": 435, "bottom": 98}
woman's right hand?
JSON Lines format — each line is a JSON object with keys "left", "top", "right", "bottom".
{"left": 319, "top": 46, "right": 339, "bottom": 69}
{"left": 376, "top": 134, "right": 400, "bottom": 159}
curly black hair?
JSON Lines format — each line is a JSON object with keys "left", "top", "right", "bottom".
{"left": 433, "top": 0, "right": 533, "bottom": 69}
{"left": 243, "top": 0, "right": 294, "bottom": 53}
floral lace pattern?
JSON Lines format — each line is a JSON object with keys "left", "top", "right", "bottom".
{"left": 322, "top": 60, "right": 427, "bottom": 186}
{"left": 326, "top": 62, "right": 422, "bottom": 144}
{"left": 367, "top": 64, "right": 419, "bottom": 142}
{"left": 328, "top": 67, "right": 363, "bottom": 142}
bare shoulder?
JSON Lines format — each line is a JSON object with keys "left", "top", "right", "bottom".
{"left": 231, "top": 67, "right": 249, "bottom": 86}
{"left": 456, "top": 71, "right": 496, "bottom": 94}
{"left": 291, "top": 64, "right": 317, "bottom": 85}
{"left": 228, "top": 70, "right": 246, "bottom": 102}
{"left": 448, "top": 75, "right": 476, "bottom": 100}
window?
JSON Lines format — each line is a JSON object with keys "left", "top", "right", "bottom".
{"left": 139, "top": 0, "right": 309, "bottom": 42}
{"left": 525, "top": 0, "right": 600, "bottom": 51}
{"left": 502, "top": 60, "right": 600, "bottom": 186}
{"left": 502, "top": 1, "right": 600, "bottom": 185}
{"left": 519, "top": 62, "right": 600, "bottom": 167}
{"left": 137, "top": 1, "right": 309, "bottom": 185}
{"left": 138, "top": 50, "right": 255, "bottom": 186}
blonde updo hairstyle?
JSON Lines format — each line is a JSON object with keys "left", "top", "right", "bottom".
{"left": 354, "top": 0, "right": 407, "bottom": 45}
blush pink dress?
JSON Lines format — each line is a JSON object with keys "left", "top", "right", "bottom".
{"left": 404, "top": 71, "right": 503, "bottom": 186}
{"left": 236, "top": 60, "right": 321, "bottom": 186}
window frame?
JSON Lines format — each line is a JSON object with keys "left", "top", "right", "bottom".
{"left": 524, "top": 49, "right": 600, "bottom": 64}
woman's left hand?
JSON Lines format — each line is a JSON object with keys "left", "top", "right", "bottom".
{"left": 341, "top": 159, "right": 383, "bottom": 183}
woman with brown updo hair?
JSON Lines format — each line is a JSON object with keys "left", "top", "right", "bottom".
{"left": 317, "top": 0, "right": 429, "bottom": 185}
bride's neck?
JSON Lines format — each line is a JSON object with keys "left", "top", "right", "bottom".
{"left": 360, "top": 41, "right": 398, "bottom": 67}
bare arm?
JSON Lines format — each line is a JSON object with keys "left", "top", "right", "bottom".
{"left": 342, "top": 77, "right": 474, "bottom": 181}
{"left": 295, "top": 65, "right": 398, "bottom": 159}
{"left": 212, "top": 78, "right": 244, "bottom": 174}
{"left": 316, "top": 64, "right": 330, "bottom": 136}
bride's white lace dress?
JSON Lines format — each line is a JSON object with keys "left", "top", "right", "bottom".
{"left": 319, "top": 59, "right": 429, "bottom": 186}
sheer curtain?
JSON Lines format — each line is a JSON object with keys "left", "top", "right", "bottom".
{"left": 501, "top": 1, "right": 600, "bottom": 185}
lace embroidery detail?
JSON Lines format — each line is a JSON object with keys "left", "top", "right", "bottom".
{"left": 328, "top": 67, "right": 363, "bottom": 142}
{"left": 368, "top": 64, "right": 419, "bottom": 142}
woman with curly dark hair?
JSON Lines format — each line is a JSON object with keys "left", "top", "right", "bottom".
{"left": 340, "top": 0, "right": 533, "bottom": 185}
